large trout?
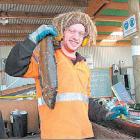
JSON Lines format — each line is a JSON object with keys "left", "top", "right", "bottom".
{"left": 39, "top": 36, "right": 58, "bottom": 109}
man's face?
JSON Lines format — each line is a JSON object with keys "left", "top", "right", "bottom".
{"left": 63, "top": 24, "right": 86, "bottom": 52}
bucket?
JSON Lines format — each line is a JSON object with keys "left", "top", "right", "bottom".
{"left": 10, "top": 110, "right": 28, "bottom": 137}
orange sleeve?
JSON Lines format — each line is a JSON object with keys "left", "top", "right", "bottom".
{"left": 23, "top": 48, "right": 39, "bottom": 78}
{"left": 23, "top": 57, "right": 39, "bottom": 78}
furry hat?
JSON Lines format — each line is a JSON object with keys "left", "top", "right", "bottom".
{"left": 52, "top": 11, "right": 97, "bottom": 46}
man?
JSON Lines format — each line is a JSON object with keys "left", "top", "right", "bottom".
{"left": 5, "top": 11, "right": 128, "bottom": 139}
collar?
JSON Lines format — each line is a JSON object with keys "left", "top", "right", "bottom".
{"left": 71, "top": 52, "right": 86, "bottom": 65}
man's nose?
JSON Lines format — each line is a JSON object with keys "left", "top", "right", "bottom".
{"left": 73, "top": 32, "right": 80, "bottom": 39}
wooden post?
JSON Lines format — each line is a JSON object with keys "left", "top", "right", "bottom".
{"left": 128, "top": 0, "right": 140, "bottom": 103}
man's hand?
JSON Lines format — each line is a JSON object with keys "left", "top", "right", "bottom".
{"left": 105, "top": 106, "right": 128, "bottom": 121}
{"left": 29, "top": 25, "right": 58, "bottom": 44}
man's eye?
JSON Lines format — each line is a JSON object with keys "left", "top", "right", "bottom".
{"left": 69, "top": 29, "right": 75, "bottom": 33}
{"left": 67, "top": 29, "right": 86, "bottom": 37}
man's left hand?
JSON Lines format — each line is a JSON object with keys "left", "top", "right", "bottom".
{"left": 105, "top": 106, "right": 128, "bottom": 121}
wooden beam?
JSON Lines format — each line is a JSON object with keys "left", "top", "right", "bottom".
{"left": 0, "top": 38, "right": 23, "bottom": 42}
{"left": 86, "top": 0, "right": 110, "bottom": 16}
{"left": 0, "top": 24, "right": 39, "bottom": 34}
{"left": 0, "top": 11, "right": 54, "bottom": 19}
{"left": 95, "top": 15, "right": 126, "bottom": 22}
{"left": 0, "top": 0, "right": 87, "bottom": 7}
{"left": 97, "top": 41, "right": 131, "bottom": 47}
{"left": 105, "top": 1, "right": 128, "bottom": 10}
{"left": 0, "top": 24, "right": 38, "bottom": 30}
{"left": 97, "top": 26, "right": 122, "bottom": 32}
{"left": 0, "top": 41, "right": 17, "bottom": 46}
{"left": 1, "top": 84, "right": 35, "bottom": 96}
{"left": 93, "top": 0, "right": 128, "bottom": 20}
{"left": 0, "top": 33, "right": 27, "bottom": 38}
{"left": 0, "top": 34, "right": 27, "bottom": 41}
{"left": 0, "top": 9, "right": 126, "bottom": 23}
{"left": 2, "top": 23, "right": 109, "bottom": 34}
{"left": 105, "top": 0, "right": 140, "bottom": 11}
{"left": 97, "top": 34, "right": 130, "bottom": 41}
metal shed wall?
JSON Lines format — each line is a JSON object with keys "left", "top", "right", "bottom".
{"left": 0, "top": 46, "right": 133, "bottom": 89}
{"left": 0, "top": 47, "right": 34, "bottom": 89}
{"left": 78, "top": 46, "right": 133, "bottom": 68}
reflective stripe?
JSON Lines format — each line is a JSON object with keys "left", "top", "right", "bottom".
{"left": 38, "top": 97, "right": 46, "bottom": 106}
{"left": 38, "top": 92, "right": 89, "bottom": 106}
{"left": 56, "top": 92, "right": 89, "bottom": 104}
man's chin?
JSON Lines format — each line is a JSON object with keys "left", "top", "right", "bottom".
{"left": 70, "top": 48, "right": 78, "bottom": 52}
{"left": 69, "top": 45, "right": 79, "bottom": 51}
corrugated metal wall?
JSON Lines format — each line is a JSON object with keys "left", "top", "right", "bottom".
{"left": 0, "top": 46, "right": 133, "bottom": 89}
{"left": 0, "top": 47, "right": 34, "bottom": 89}
{"left": 1, "top": 46, "right": 133, "bottom": 68}
{"left": 78, "top": 47, "right": 133, "bottom": 68}
{"left": 0, "top": 47, "right": 12, "bottom": 70}
{"left": 5, "top": 74, "right": 35, "bottom": 89}
{"left": 78, "top": 46, "right": 134, "bottom": 97}
{"left": 0, "top": 47, "right": 12, "bottom": 58}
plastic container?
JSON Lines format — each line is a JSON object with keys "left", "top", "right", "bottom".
{"left": 10, "top": 110, "right": 28, "bottom": 137}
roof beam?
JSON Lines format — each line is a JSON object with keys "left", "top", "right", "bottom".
{"left": 86, "top": 0, "right": 110, "bottom": 17}
{"left": 105, "top": 1, "right": 128, "bottom": 10}
{"left": 1, "top": 11, "right": 126, "bottom": 23}
{"left": 97, "top": 26, "right": 122, "bottom": 32}
{"left": 0, "top": 41, "right": 17, "bottom": 46}
{"left": 97, "top": 41, "right": 130, "bottom": 47}
{"left": 94, "top": 0, "right": 128, "bottom": 20}
{"left": 97, "top": 34, "right": 130, "bottom": 41}
{"left": 0, "top": 25, "right": 123, "bottom": 36}
{"left": 0, "top": 33, "right": 27, "bottom": 38}
{"left": 0, "top": 0, "right": 87, "bottom": 7}
{"left": 95, "top": 15, "right": 125, "bottom": 22}
{"left": 0, "top": 11, "right": 54, "bottom": 19}
{"left": 0, "top": 24, "right": 39, "bottom": 32}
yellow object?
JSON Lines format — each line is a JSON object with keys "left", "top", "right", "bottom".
{"left": 54, "top": 34, "right": 63, "bottom": 41}
{"left": 119, "top": 114, "right": 127, "bottom": 120}
{"left": 82, "top": 37, "right": 89, "bottom": 47}
{"left": 0, "top": 95, "right": 36, "bottom": 99}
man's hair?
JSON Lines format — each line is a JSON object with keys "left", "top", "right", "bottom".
{"left": 52, "top": 11, "right": 97, "bottom": 46}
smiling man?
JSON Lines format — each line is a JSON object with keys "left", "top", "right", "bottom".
{"left": 61, "top": 24, "right": 86, "bottom": 59}
{"left": 5, "top": 11, "right": 97, "bottom": 139}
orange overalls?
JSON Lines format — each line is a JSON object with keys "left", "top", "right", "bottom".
{"left": 24, "top": 47, "right": 93, "bottom": 139}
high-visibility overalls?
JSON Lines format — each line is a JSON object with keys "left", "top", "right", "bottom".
{"left": 24, "top": 48, "right": 94, "bottom": 139}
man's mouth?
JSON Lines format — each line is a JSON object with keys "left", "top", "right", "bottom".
{"left": 69, "top": 40, "right": 79, "bottom": 46}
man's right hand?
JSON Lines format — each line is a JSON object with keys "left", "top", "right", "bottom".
{"left": 29, "top": 25, "right": 58, "bottom": 44}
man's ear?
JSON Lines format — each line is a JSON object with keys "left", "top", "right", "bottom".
{"left": 81, "top": 36, "right": 89, "bottom": 47}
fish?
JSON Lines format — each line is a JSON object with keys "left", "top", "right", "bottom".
{"left": 39, "top": 36, "right": 58, "bottom": 109}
